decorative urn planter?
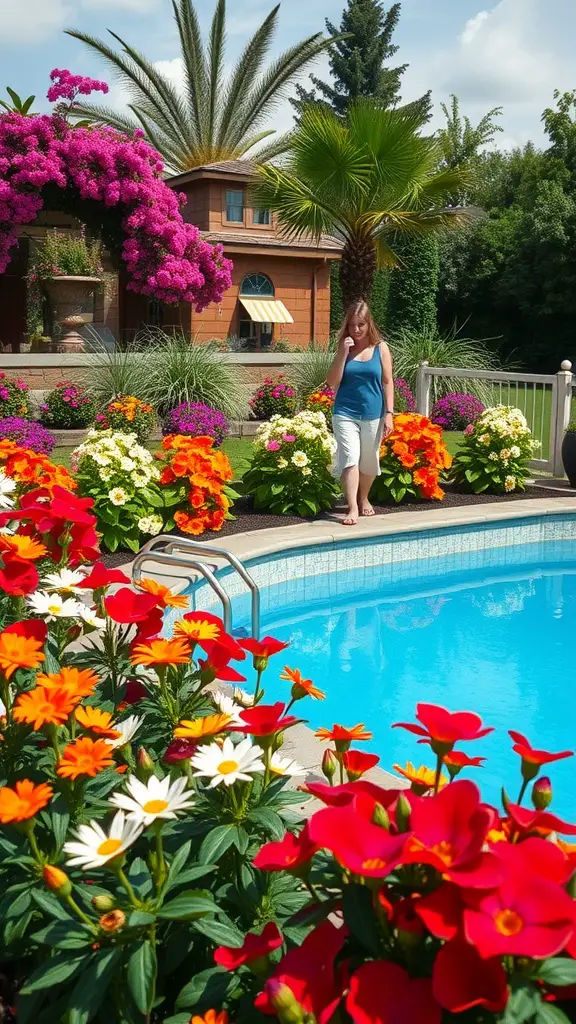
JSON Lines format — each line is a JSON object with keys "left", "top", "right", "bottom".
{"left": 562, "top": 430, "right": 576, "bottom": 487}
{"left": 41, "top": 276, "right": 101, "bottom": 353}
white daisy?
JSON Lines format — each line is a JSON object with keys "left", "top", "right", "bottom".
{"left": 109, "top": 774, "right": 195, "bottom": 826}
{"left": 42, "top": 568, "right": 87, "bottom": 596}
{"left": 269, "top": 752, "right": 308, "bottom": 778}
{"left": 291, "top": 451, "right": 309, "bottom": 468}
{"left": 233, "top": 686, "right": 255, "bottom": 708}
{"left": 63, "top": 811, "right": 142, "bottom": 870}
{"left": 108, "top": 488, "right": 129, "bottom": 506}
{"left": 27, "top": 591, "right": 84, "bottom": 620}
{"left": 212, "top": 691, "right": 244, "bottom": 724}
{"left": 107, "top": 715, "right": 143, "bottom": 750}
{"left": 191, "top": 736, "right": 265, "bottom": 787}
{"left": 78, "top": 605, "right": 107, "bottom": 630}
{"left": 0, "top": 472, "right": 16, "bottom": 509}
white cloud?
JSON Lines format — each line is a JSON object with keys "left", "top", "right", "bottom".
{"left": 81, "top": 0, "right": 160, "bottom": 11}
{"left": 0, "top": 0, "right": 71, "bottom": 44}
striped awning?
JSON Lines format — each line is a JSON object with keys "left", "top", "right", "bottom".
{"left": 239, "top": 297, "right": 294, "bottom": 324}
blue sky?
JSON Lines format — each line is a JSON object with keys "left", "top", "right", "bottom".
{"left": 2, "top": 0, "right": 575, "bottom": 148}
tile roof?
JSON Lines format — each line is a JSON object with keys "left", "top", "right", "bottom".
{"left": 195, "top": 159, "right": 256, "bottom": 175}
{"left": 202, "top": 230, "right": 342, "bottom": 253}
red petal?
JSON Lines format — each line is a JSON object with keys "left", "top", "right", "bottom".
{"left": 347, "top": 961, "right": 441, "bottom": 1024}
{"left": 433, "top": 939, "right": 508, "bottom": 1013}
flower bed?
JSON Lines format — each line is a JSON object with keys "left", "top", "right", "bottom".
{"left": 244, "top": 411, "right": 338, "bottom": 516}
{"left": 0, "top": 371, "right": 30, "bottom": 419}
{"left": 431, "top": 391, "right": 485, "bottom": 430}
{"left": 451, "top": 405, "right": 539, "bottom": 494}
{"left": 249, "top": 376, "right": 297, "bottom": 420}
{"left": 163, "top": 401, "right": 229, "bottom": 447}
{"left": 95, "top": 396, "right": 156, "bottom": 444}
{"left": 0, "top": 417, "right": 55, "bottom": 455}
{"left": 371, "top": 413, "right": 453, "bottom": 502}
{"left": 157, "top": 434, "right": 236, "bottom": 535}
{"left": 40, "top": 381, "right": 95, "bottom": 429}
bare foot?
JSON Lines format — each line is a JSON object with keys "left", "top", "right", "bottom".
{"left": 342, "top": 507, "right": 359, "bottom": 526}
{"left": 361, "top": 502, "right": 375, "bottom": 517}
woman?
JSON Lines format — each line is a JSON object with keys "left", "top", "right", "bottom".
{"left": 327, "top": 300, "right": 394, "bottom": 526}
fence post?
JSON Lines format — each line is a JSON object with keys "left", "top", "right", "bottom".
{"left": 553, "top": 360, "right": 573, "bottom": 477}
{"left": 415, "top": 361, "right": 431, "bottom": 416}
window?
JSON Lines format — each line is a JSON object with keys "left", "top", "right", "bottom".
{"left": 253, "top": 208, "right": 271, "bottom": 226}
{"left": 225, "top": 189, "right": 244, "bottom": 222}
{"left": 240, "top": 273, "right": 274, "bottom": 297}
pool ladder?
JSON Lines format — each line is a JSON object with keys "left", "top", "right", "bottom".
{"left": 132, "top": 535, "right": 260, "bottom": 640}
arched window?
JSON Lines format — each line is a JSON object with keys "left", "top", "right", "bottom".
{"left": 240, "top": 273, "right": 274, "bottom": 298}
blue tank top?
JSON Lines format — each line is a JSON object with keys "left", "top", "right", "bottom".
{"left": 333, "top": 344, "right": 385, "bottom": 421}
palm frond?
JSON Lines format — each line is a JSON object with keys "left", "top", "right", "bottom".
{"left": 291, "top": 105, "right": 373, "bottom": 206}
{"left": 250, "top": 165, "right": 343, "bottom": 240}
{"left": 216, "top": 5, "right": 279, "bottom": 149}
{"left": 235, "top": 130, "right": 276, "bottom": 157}
{"left": 207, "top": 0, "right": 226, "bottom": 141}
{"left": 70, "top": 102, "right": 141, "bottom": 136}
{"left": 250, "top": 131, "right": 295, "bottom": 163}
{"left": 106, "top": 30, "right": 188, "bottom": 143}
{"left": 172, "top": 0, "right": 207, "bottom": 145}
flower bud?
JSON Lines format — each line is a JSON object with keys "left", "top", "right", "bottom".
{"left": 91, "top": 893, "right": 116, "bottom": 912}
{"left": 253, "top": 654, "right": 269, "bottom": 673}
{"left": 42, "top": 864, "right": 72, "bottom": 897}
{"left": 164, "top": 738, "right": 197, "bottom": 764}
{"left": 394, "top": 897, "right": 425, "bottom": 948}
{"left": 532, "top": 776, "right": 552, "bottom": 810}
{"left": 321, "top": 748, "right": 338, "bottom": 783}
{"left": 372, "top": 803, "right": 390, "bottom": 830}
{"left": 395, "top": 792, "right": 411, "bottom": 833}
{"left": 136, "top": 746, "right": 154, "bottom": 781}
{"left": 267, "top": 981, "right": 305, "bottom": 1024}
{"left": 99, "top": 909, "right": 126, "bottom": 933}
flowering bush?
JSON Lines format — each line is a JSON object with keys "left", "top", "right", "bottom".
{"left": 72, "top": 429, "right": 164, "bottom": 551}
{"left": 157, "top": 434, "right": 237, "bottom": 535}
{"left": 163, "top": 401, "right": 230, "bottom": 446}
{"left": 305, "top": 385, "right": 335, "bottom": 428}
{"left": 29, "top": 227, "right": 103, "bottom": 280}
{"left": 244, "top": 411, "right": 338, "bottom": 516}
{"left": 451, "top": 405, "right": 539, "bottom": 494}
{"left": 0, "top": 73, "right": 232, "bottom": 306}
{"left": 0, "top": 371, "right": 30, "bottom": 418}
{"left": 395, "top": 376, "right": 416, "bottom": 412}
{"left": 0, "top": 437, "right": 75, "bottom": 499}
{"left": 40, "top": 380, "right": 95, "bottom": 428}
{"left": 250, "top": 376, "right": 297, "bottom": 420}
{"left": 95, "top": 395, "right": 156, "bottom": 443}
{"left": 372, "top": 413, "right": 453, "bottom": 502}
{"left": 0, "top": 417, "right": 55, "bottom": 455}
{"left": 47, "top": 68, "right": 109, "bottom": 104}
{"left": 431, "top": 391, "right": 485, "bottom": 431}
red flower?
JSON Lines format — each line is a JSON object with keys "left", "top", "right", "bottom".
{"left": 402, "top": 780, "right": 502, "bottom": 887}
{"left": 255, "top": 921, "right": 346, "bottom": 1024}
{"left": 346, "top": 961, "right": 440, "bottom": 1024}
{"left": 0, "top": 555, "right": 38, "bottom": 596}
{"left": 506, "top": 802, "right": 576, "bottom": 837}
{"left": 302, "top": 779, "right": 401, "bottom": 809}
{"left": 215, "top": 922, "right": 283, "bottom": 970}
{"left": 163, "top": 738, "right": 198, "bottom": 764}
{"left": 240, "top": 636, "right": 289, "bottom": 667}
{"left": 198, "top": 643, "right": 246, "bottom": 683}
{"left": 343, "top": 750, "right": 380, "bottom": 780}
{"left": 49, "top": 486, "right": 95, "bottom": 525}
{"left": 135, "top": 608, "right": 164, "bottom": 640}
{"left": 393, "top": 702, "right": 493, "bottom": 752}
{"left": 79, "top": 562, "right": 130, "bottom": 590}
{"left": 4, "top": 618, "right": 47, "bottom": 644}
{"left": 123, "top": 680, "right": 147, "bottom": 705}
{"left": 416, "top": 883, "right": 463, "bottom": 940}
{"left": 67, "top": 522, "right": 100, "bottom": 566}
{"left": 253, "top": 823, "right": 318, "bottom": 872}
{"left": 464, "top": 868, "right": 576, "bottom": 958}
{"left": 307, "top": 793, "right": 407, "bottom": 877}
{"left": 509, "top": 730, "right": 573, "bottom": 766}
{"left": 444, "top": 750, "right": 486, "bottom": 772}
{"left": 105, "top": 589, "right": 158, "bottom": 624}
{"left": 234, "top": 702, "right": 299, "bottom": 737}
{"left": 492, "top": 836, "right": 573, "bottom": 884}
{"left": 432, "top": 939, "right": 508, "bottom": 1014}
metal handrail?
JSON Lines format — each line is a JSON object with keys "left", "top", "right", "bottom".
{"left": 132, "top": 535, "right": 260, "bottom": 638}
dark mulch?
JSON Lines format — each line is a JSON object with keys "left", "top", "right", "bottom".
{"left": 101, "top": 484, "right": 554, "bottom": 567}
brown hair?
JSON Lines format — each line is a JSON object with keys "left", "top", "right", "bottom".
{"left": 337, "top": 300, "right": 382, "bottom": 348}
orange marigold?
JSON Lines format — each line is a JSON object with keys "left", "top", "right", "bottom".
{"left": 135, "top": 577, "right": 189, "bottom": 610}
{"left": 13, "top": 686, "right": 78, "bottom": 730}
{"left": 191, "top": 1012, "right": 228, "bottom": 1024}
{"left": 0, "top": 779, "right": 53, "bottom": 823}
{"left": 131, "top": 637, "right": 192, "bottom": 667}
{"left": 0, "top": 632, "right": 45, "bottom": 679}
{"left": 57, "top": 737, "right": 115, "bottom": 779}
{"left": 75, "top": 705, "right": 121, "bottom": 739}
{"left": 316, "top": 723, "right": 373, "bottom": 742}
{"left": 280, "top": 666, "right": 325, "bottom": 701}
{"left": 174, "top": 713, "right": 232, "bottom": 739}
{"left": 37, "top": 666, "right": 99, "bottom": 699}
{"left": 0, "top": 534, "right": 48, "bottom": 560}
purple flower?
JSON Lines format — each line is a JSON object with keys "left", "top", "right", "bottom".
{"left": 431, "top": 393, "right": 485, "bottom": 431}
{"left": 394, "top": 378, "right": 416, "bottom": 413}
{"left": 250, "top": 376, "right": 297, "bottom": 420}
{"left": 163, "top": 401, "right": 229, "bottom": 446}
{"left": 0, "top": 417, "right": 55, "bottom": 455}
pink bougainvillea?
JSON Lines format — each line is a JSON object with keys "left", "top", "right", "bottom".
{"left": 0, "top": 74, "right": 232, "bottom": 309}
{"left": 47, "top": 69, "right": 109, "bottom": 104}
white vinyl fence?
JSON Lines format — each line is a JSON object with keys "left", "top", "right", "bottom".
{"left": 415, "top": 360, "right": 574, "bottom": 476}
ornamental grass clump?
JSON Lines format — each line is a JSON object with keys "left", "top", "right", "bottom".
{"left": 0, "top": 417, "right": 55, "bottom": 456}
{"left": 72, "top": 429, "right": 164, "bottom": 551}
{"left": 371, "top": 413, "right": 453, "bottom": 503}
{"left": 244, "top": 410, "right": 338, "bottom": 516}
{"left": 40, "top": 381, "right": 95, "bottom": 429}
{"left": 250, "top": 376, "right": 297, "bottom": 420}
{"left": 157, "top": 434, "right": 237, "bottom": 535}
{"left": 95, "top": 395, "right": 155, "bottom": 443}
{"left": 0, "top": 371, "right": 30, "bottom": 419}
{"left": 431, "top": 391, "right": 485, "bottom": 431}
{"left": 451, "top": 405, "right": 539, "bottom": 494}
{"left": 163, "top": 401, "right": 229, "bottom": 446}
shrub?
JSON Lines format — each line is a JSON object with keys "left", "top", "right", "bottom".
{"left": 431, "top": 391, "right": 485, "bottom": 431}
{"left": 0, "top": 437, "right": 75, "bottom": 500}
{"left": 95, "top": 395, "right": 155, "bottom": 443}
{"left": 0, "top": 371, "right": 30, "bottom": 419}
{"left": 305, "top": 385, "right": 335, "bottom": 428}
{"left": 244, "top": 410, "right": 339, "bottom": 516}
{"left": 157, "top": 434, "right": 237, "bottom": 535}
{"left": 450, "top": 405, "right": 539, "bottom": 494}
{"left": 40, "top": 381, "right": 95, "bottom": 428}
{"left": 371, "top": 413, "right": 453, "bottom": 503}
{"left": 29, "top": 227, "right": 102, "bottom": 279}
{"left": 0, "top": 417, "right": 55, "bottom": 455}
{"left": 72, "top": 429, "right": 164, "bottom": 551}
{"left": 163, "top": 401, "right": 229, "bottom": 446}
{"left": 250, "top": 375, "right": 297, "bottom": 419}
{"left": 394, "top": 377, "right": 416, "bottom": 413}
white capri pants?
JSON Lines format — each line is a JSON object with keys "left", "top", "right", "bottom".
{"left": 332, "top": 415, "right": 384, "bottom": 478}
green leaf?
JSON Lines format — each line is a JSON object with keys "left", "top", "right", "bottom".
{"left": 170, "top": 864, "right": 217, "bottom": 888}
{"left": 503, "top": 981, "right": 541, "bottom": 1023}
{"left": 127, "top": 910, "right": 156, "bottom": 927}
{"left": 157, "top": 889, "right": 216, "bottom": 921}
{"left": 342, "top": 884, "right": 383, "bottom": 957}
{"left": 192, "top": 917, "right": 244, "bottom": 946}
{"left": 199, "top": 824, "right": 236, "bottom": 863}
{"left": 4, "top": 889, "right": 32, "bottom": 920}
{"left": 538, "top": 959, "right": 576, "bottom": 986}
{"left": 175, "top": 967, "right": 238, "bottom": 1012}
{"left": 247, "top": 807, "right": 286, "bottom": 840}
{"left": 67, "top": 948, "right": 122, "bottom": 1024}
{"left": 141, "top": 487, "right": 165, "bottom": 508}
{"left": 49, "top": 795, "right": 70, "bottom": 852}
{"left": 128, "top": 857, "right": 153, "bottom": 897}
{"left": 20, "top": 953, "right": 85, "bottom": 993}
{"left": 231, "top": 825, "right": 249, "bottom": 854}
{"left": 535, "top": 1005, "right": 571, "bottom": 1024}
{"left": 127, "top": 940, "right": 157, "bottom": 1014}
{"left": 32, "top": 921, "right": 93, "bottom": 950}
{"left": 163, "top": 840, "right": 192, "bottom": 893}
{"left": 32, "top": 890, "right": 72, "bottom": 921}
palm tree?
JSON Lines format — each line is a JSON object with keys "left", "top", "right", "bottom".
{"left": 250, "top": 101, "right": 475, "bottom": 307}
{"left": 66, "top": 0, "right": 337, "bottom": 172}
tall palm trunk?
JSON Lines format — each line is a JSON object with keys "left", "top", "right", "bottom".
{"left": 339, "top": 235, "right": 377, "bottom": 309}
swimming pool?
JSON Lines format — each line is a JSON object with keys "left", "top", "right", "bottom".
{"left": 181, "top": 514, "right": 576, "bottom": 814}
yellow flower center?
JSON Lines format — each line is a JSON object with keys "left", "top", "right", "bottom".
{"left": 430, "top": 840, "right": 455, "bottom": 865}
{"left": 142, "top": 799, "right": 169, "bottom": 814}
{"left": 495, "top": 909, "right": 523, "bottom": 936}
{"left": 362, "top": 857, "right": 388, "bottom": 871}
{"left": 48, "top": 603, "right": 62, "bottom": 615}
{"left": 217, "top": 759, "right": 239, "bottom": 775}
{"left": 97, "top": 838, "right": 123, "bottom": 857}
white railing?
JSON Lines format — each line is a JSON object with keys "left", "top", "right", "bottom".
{"left": 415, "top": 360, "right": 574, "bottom": 476}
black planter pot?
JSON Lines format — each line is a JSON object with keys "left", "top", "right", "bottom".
{"left": 562, "top": 431, "right": 576, "bottom": 486}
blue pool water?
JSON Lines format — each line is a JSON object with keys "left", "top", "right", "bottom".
{"left": 224, "top": 535, "right": 576, "bottom": 815}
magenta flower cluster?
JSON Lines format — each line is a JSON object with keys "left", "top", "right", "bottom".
{"left": 0, "top": 417, "right": 55, "bottom": 455}
{"left": 394, "top": 378, "right": 416, "bottom": 413}
{"left": 250, "top": 375, "right": 297, "bottom": 420}
{"left": 431, "top": 392, "right": 485, "bottom": 431}
{"left": 0, "top": 74, "right": 233, "bottom": 307}
{"left": 163, "top": 401, "right": 230, "bottom": 447}
{"left": 47, "top": 69, "right": 109, "bottom": 104}
{"left": 0, "top": 371, "right": 30, "bottom": 418}
{"left": 40, "top": 381, "right": 95, "bottom": 429}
